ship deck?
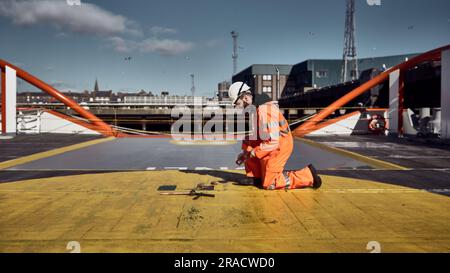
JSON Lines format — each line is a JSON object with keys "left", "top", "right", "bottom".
{"left": 0, "top": 134, "right": 449, "bottom": 253}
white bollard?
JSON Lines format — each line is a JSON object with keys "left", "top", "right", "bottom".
{"left": 388, "top": 69, "right": 400, "bottom": 136}
{"left": 1, "top": 66, "right": 17, "bottom": 135}
{"left": 441, "top": 50, "right": 450, "bottom": 139}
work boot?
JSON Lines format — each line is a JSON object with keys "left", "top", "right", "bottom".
{"left": 253, "top": 178, "right": 263, "bottom": 188}
{"left": 308, "top": 164, "right": 322, "bottom": 189}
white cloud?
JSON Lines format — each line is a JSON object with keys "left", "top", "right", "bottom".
{"left": 138, "top": 38, "right": 194, "bottom": 56}
{"left": 49, "top": 80, "right": 75, "bottom": 90}
{"left": 150, "top": 26, "right": 177, "bottom": 35}
{"left": 108, "top": 37, "right": 194, "bottom": 56}
{"left": 0, "top": 0, "right": 140, "bottom": 36}
{"left": 109, "top": 36, "right": 134, "bottom": 53}
{"left": 45, "top": 65, "right": 55, "bottom": 72}
{"left": 0, "top": 1, "right": 194, "bottom": 56}
{"left": 55, "top": 32, "right": 69, "bottom": 39}
{"left": 205, "top": 38, "right": 225, "bottom": 48}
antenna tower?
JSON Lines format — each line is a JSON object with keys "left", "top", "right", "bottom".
{"left": 342, "top": 0, "right": 358, "bottom": 82}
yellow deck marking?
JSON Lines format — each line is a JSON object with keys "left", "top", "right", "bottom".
{"left": 297, "top": 137, "right": 409, "bottom": 170}
{"left": 0, "top": 170, "right": 448, "bottom": 253}
{"left": 0, "top": 137, "right": 115, "bottom": 170}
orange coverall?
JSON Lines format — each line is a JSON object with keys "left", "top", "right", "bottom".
{"left": 242, "top": 102, "right": 314, "bottom": 190}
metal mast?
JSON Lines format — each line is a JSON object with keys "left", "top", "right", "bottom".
{"left": 341, "top": 0, "right": 358, "bottom": 83}
{"left": 231, "top": 31, "right": 239, "bottom": 76}
{"left": 190, "top": 74, "right": 195, "bottom": 97}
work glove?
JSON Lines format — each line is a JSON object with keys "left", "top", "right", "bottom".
{"left": 235, "top": 151, "right": 249, "bottom": 166}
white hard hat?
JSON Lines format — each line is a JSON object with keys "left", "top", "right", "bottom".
{"left": 229, "top": 82, "right": 251, "bottom": 105}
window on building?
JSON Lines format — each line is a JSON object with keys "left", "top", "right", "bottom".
{"left": 316, "top": 70, "right": 328, "bottom": 78}
{"left": 262, "top": 86, "right": 272, "bottom": 93}
{"left": 262, "top": 75, "right": 272, "bottom": 81}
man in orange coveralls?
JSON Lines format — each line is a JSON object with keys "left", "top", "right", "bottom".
{"left": 229, "top": 82, "right": 322, "bottom": 190}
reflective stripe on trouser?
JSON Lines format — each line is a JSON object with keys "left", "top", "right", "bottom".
{"left": 283, "top": 171, "right": 291, "bottom": 189}
{"left": 255, "top": 138, "right": 314, "bottom": 190}
{"left": 263, "top": 167, "right": 314, "bottom": 190}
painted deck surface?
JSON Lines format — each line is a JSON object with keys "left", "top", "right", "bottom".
{"left": 0, "top": 135, "right": 449, "bottom": 253}
{"left": 0, "top": 170, "right": 449, "bottom": 253}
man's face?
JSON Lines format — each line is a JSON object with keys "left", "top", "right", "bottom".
{"left": 234, "top": 92, "right": 252, "bottom": 109}
{"left": 241, "top": 93, "right": 253, "bottom": 107}
{"left": 234, "top": 99, "right": 245, "bottom": 109}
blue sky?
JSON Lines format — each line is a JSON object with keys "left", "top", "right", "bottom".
{"left": 0, "top": 0, "right": 449, "bottom": 96}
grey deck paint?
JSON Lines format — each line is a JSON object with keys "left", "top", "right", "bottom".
{"left": 0, "top": 134, "right": 102, "bottom": 163}
{"left": 7, "top": 138, "right": 372, "bottom": 171}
